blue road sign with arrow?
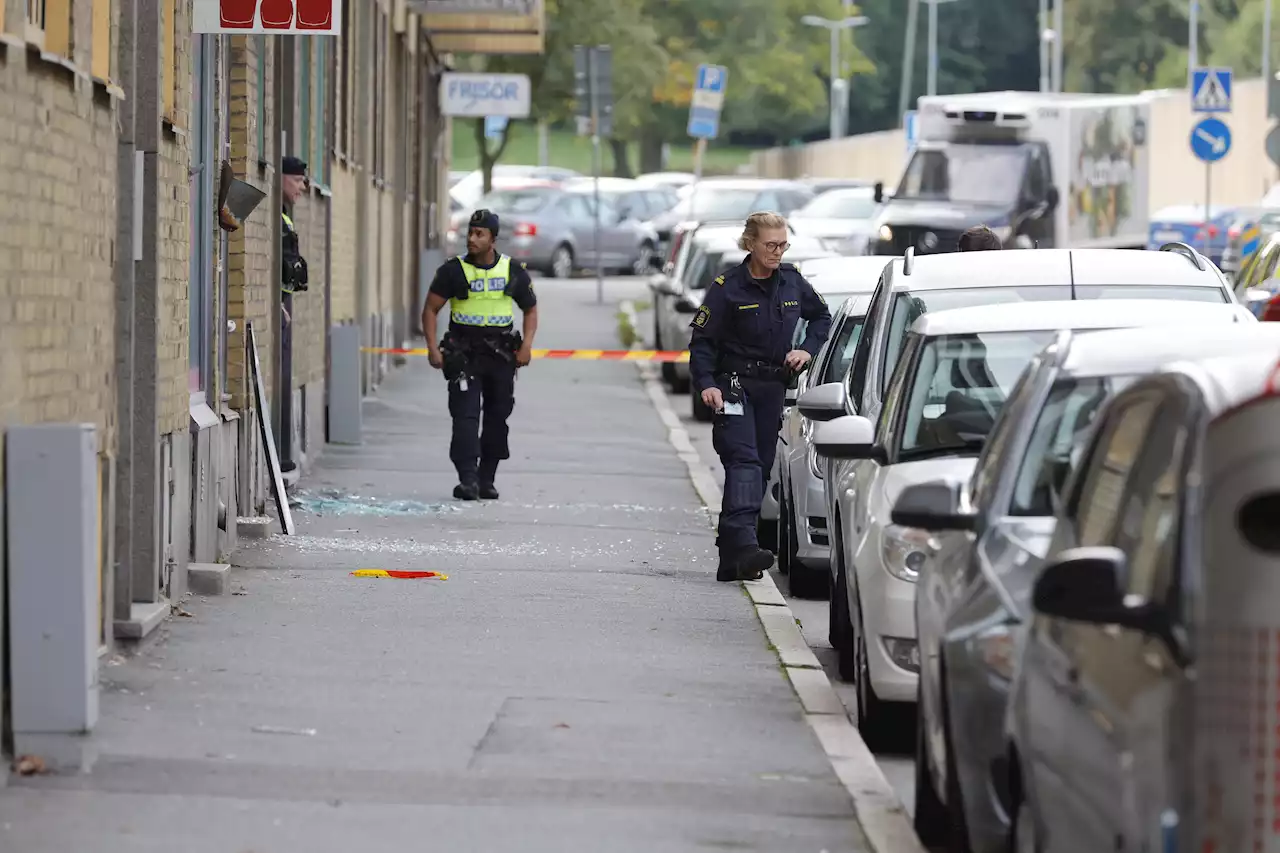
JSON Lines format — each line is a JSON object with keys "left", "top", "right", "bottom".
{"left": 1190, "top": 117, "right": 1232, "bottom": 163}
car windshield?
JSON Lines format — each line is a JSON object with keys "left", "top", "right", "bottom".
{"left": 475, "top": 189, "right": 555, "bottom": 214}
{"left": 896, "top": 144, "right": 1026, "bottom": 206}
{"left": 1009, "top": 374, "right": 1139, "bottom": 517}
{"left": 796, "top": 192, "right": 877, "bottom": 219}
{"left": 900, "top": 331, "right": 1057, "bottom": 458}
{"left": 881, "top": 286, "right": 1073, "bottom": 395}
{"left": 670, "top": 188, "right": 762, "bottom": 219}
{"left": 1072, "top": 285, "right": 1227, "bottom": 303}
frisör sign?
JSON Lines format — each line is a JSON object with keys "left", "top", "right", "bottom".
{"left": 192, "top": 0, "right": 343, "bottom": 32}
{"left": 439, "top": 73, "right": 532, "bottom": 118}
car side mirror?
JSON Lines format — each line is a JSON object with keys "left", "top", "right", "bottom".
{"left": 1045, "top": 186, "right": 1060, "bottom": 211}
{"left": 1032, "top": 546, "right": 1146, "bottom": 628}
{"left": 797, "top": 382, "right": 847, "bottom": 422}
{"left": 873, "top": 181, "right": 885, "bottom": 204}
{"left": 813, "top": 415, "right": 882, "bottom": 462}
{"left": 890, "top": 480, "right": 974, "bottom": 531}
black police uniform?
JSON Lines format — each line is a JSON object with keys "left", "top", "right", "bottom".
{"left": 428, "top": 235, "right": 536, "bottom": 498}
{"left": 688, "top": 256, "right": 832, "bottom": 581}
{"left": 280, "top": 155, "right": 309, "bottom": 473}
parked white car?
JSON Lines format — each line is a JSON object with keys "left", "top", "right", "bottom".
{"left": 772, "top": 255, "right": 895, "bottom": 595}
{"left": 805, "top": 298, "right": 1241, "bottom": 746}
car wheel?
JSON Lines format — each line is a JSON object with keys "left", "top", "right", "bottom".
{"left": 656, "top": 319, "right": 680, "bottom": 385}
{"left": 941, "top": 680, "right": 974, "bottom": 853}
{"left": 691, "top": 386, "right": 713, "bottom": 423}
{"left": 550, "top": 244, "right": 574, "bottom": 279}
{"left": 787, "top": 496, "right": 828, "bottom": 599}
{"left": 833, "top": 540, "right": 859, "bottom": 681}
{"left": 913, "top": 681, "right": 949, "bottom": 847}
{"left": 776, "top": 489, "right": 791, "bottom": 575}
{"left": 632, "top": 242, "right": 655, "bottom": 276}
{"left": 851, "top": 590, "right": 892, "bottom": 748}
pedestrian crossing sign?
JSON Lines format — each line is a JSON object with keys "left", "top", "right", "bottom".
{"left": 1192, "top": 67, "right": 1233, "bottom": 114}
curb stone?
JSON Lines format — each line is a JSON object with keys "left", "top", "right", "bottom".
{"left": 620, "top": 299, "right": 927, "bottom": 853}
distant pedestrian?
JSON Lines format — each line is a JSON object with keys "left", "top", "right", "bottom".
{"left": 422, "top": 209, "right": 539, "bottom": 501}
{"left": 688, "top": 212, "right": 832, "bottom": 582}
{"left": 958, "top": 225, "right": 1003, "bottom": 251}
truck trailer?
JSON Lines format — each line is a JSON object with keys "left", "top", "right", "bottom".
{"left": 868, "top": 90, "right": 1152, "bottom": 255}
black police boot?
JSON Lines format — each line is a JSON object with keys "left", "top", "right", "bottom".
{"left": 478, "top": 461, "right": 499, "bottom": 500}
{"left": 716, "top": 546, "right": 774, "bottom": 582}
{"left": 453, "top": 481, "right": 479, "bottom": 501}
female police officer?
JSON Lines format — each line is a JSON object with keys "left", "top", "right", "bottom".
{"left": 688, "top": 212, "right": 832, "bottom": 582}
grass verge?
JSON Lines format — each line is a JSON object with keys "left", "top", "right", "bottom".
{"left": 450, "top": 121, "right": 755, "bottom": 176}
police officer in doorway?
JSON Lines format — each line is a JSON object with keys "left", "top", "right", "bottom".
{"left": 280, "top": 156, "right": 310, "bottom": 473}
{"left": 689, "top": 212, "right": 832, "bottom": 582}
{"left": 422, "top": 209, "right": 539, "bottom": 501}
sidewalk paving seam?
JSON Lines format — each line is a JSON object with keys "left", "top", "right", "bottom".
{"left": 620, "top": 299, "right": 927, "bottom": 853}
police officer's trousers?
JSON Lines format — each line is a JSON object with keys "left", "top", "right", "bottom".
{"left": 711, "top": 377, "right": 786, "bottom": 553}
{"left": 447, "top": 358, "right": 516, "bottom": 484}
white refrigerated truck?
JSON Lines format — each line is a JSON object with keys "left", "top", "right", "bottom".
{"left": 868, "top": 90, "right": 1153, "bottom": 254}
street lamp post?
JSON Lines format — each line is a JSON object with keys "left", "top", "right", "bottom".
{"left": 801, "top": 13, "right": 870, "bottom": 140}
{"left": 922, "top": 0, "right": 960, "bottom": 97}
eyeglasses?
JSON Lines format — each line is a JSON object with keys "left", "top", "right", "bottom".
{"left": 761, "top": 241, "right": 789, "bottom": 254}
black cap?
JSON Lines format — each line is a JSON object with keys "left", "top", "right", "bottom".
{"left": 469, "top": 208, "right": 500, "bottom": 237}
{"left": 282, "top": 156, "right": 308, "bottom": 176}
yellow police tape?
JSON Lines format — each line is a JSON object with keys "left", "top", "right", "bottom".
{"left": 362, "top": 347, "right": 691, "bottom": 363}
{"left": 351, "top": 569, "right": 448, "bottom": 579}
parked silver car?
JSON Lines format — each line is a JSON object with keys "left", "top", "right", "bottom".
{"left": 649, "top": 178, "right": 816, "bottom": 256}
{"left": 788, "top": 187, "right": 881, "bottom": 256}
{"left": 803, "top": 243, "right": 1239, "bottom": 744}
{"left": 773, "top": 256, "right": 892, "bottom": 597}
{"left": 450, "top": 165, "right": 580, "bottom": 210}
{"left": 893, "top": 310, "right": 1260, "bottom": 853}
{"left": 448, "top": 184, "right": 660, "bottom": 278}
{"left": 1004, "top": 332, "right": 1280, "bottom": 853}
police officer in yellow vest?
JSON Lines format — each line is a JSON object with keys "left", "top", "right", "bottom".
{"left": 422, "top": 209, "right": 539, "bottom": 500}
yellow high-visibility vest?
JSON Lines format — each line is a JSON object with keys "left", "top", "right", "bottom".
{"left": 450, "top": 255, "right": 514, "bottom": 327}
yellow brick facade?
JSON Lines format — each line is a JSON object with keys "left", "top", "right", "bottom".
{"left": 0, "top": 0, "right": 511, "bottom": 731}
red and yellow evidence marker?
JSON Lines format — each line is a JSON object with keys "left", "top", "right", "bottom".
{"left": 363, "top": 347, "right": 690, "bottom": 363}
{"left": 351, "top": 569, "right": 448, "bottom": 580}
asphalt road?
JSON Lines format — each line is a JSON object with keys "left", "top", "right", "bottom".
{"left": 0, "top": 275, "right": 878, "bottom": 853}
{"left": 629, "top": 298, "right": 918, "bottom": 819}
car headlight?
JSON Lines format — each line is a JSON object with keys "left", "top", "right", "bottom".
{"left": 807, "top": 443, "right": 823, "bottom": 479}
{"left": 880, "top": 523, "right": 936, "bottom": 582}
{"left": 974, "top": 623, "right": 1016, "bottom": 681}
{"left": 877, "top": 224, "right": 893, "bottom": 243}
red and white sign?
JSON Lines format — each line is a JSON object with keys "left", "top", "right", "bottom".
{"left": 192, "top": 0, "right": 343, "bottom": 33}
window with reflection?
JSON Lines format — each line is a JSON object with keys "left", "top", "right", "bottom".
{"left": 899, "top": 330, "right": 1056, "bottom": 459}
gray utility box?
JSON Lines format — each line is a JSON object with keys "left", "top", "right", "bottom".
{"left": 6, "top": 424, "right": 101, "bottom": 755}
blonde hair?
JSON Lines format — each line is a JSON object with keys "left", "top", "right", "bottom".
{"left": 738, "top": 211, "right": 788, "bottom": 251}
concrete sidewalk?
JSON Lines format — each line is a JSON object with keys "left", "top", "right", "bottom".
{"left": 0, "top": 280, "right": 870, "bottom": 852}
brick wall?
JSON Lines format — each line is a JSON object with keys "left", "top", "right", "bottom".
{"left": 329, "top": 164, "right": 358, "bottom": 323}
{"left": 227, "top": 35, "right": 275, "bottom": 411}
{"left": 0, "top": 56, "right": 119, "bottom": 444}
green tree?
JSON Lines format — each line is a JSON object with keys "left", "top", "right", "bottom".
{"left": 636, "top": 0, "right": 871, "bottom": 170}
{"left": 459, "top": 0, "right": 665, "bottom": 188}
{"left": 1062, "top": 0, "right": 1186, "bottom": 93}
